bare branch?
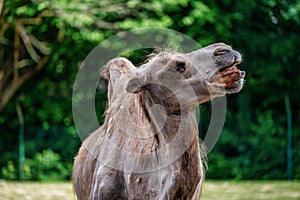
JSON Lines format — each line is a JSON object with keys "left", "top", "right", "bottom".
{"left": 0, "top": 70, "right": 3, "bottom": 83}
{"left": 17, "top": 59, "right": 34, "bottom": 69}
{"left": 13, "top": 28, "right": 20, "bottom": 78}
{"left": 0, "top": 36, "right": 10, "bottom": 45}
{"left": 0, "top": 9, "right": 12, "bottom": 37}
{"left": 16, "top": 23, "right": 41, "bottom": 63}
{"left": 0, "top": 0, "right": 4, "bottom": 16}
{"left": 0, "top": 56, "right": 49, "bottom": 112}
{"left": 20, "top": 17, "right": 42, "bottom": 25}
{"left": 28, "top": 34, "right": 50, "bottom": 55}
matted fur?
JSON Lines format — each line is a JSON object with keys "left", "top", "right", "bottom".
{"left": 73, "top": 43, "right": 245, "bottom": 200}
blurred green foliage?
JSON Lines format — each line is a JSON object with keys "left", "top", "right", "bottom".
{"left": 0, "top": 0, "right": 299, "bottom": 180}
{"left": 2, "top": 149, "right": 69, "bottom": 181}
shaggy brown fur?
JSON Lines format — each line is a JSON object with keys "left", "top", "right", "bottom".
{"left": 73, "top": 43, "right": 245, "bottom": 200}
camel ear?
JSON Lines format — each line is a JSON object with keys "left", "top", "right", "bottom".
{"left": 101, "top": 57, "right": 136, "bottom": 102}
{"left": 126, "top": 75, "right": 147, "bottom": 93}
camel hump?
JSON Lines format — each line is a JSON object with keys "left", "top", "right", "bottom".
{"left": 101, "top": 57, "right": 136, "bottom": 104}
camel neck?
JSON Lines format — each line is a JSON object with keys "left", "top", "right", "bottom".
{"left": 143, "top": 91, "right": 198, "bottom": 147}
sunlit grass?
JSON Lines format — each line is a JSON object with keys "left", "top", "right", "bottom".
{"left": 202, "top": 180, "right": 300, "bottom": 200}
{"left": 0, "top": 181, "right": 75, "bottom": 200}
{"left": 0, "top": 180, "right": 299, "bottom": 200}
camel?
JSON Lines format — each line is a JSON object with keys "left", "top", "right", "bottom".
{"left": 73, "top": 43, "right": 245, "bottom": 200}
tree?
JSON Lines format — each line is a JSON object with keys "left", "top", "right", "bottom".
{"left": 0, "top": 0, "right": 50, "bottom": 111}
{"left": 0, "top": 0, "right": 193, "bottom": 180}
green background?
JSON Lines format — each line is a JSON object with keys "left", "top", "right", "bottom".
{"left": 0, "top": 0, "right": 299, "bottom": 181}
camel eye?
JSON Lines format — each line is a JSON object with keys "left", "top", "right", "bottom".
{"left": 175, "top": 61, "right": 186, "bottom": 73}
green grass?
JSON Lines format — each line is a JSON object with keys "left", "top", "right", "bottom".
{"left": 202, "top": 180, "right": 300, "bottom": 200}
{"left": 0, "top": 180, "right": 299, "bottom": 200}
{"left": 0, "top": 181, "right": 75, "bottom": 200}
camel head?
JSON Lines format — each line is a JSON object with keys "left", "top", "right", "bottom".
{"left": 186, "top": 43, "right": 245, "bottom": 94}
{"left": 126, "top": 43, "right": 245, "bottom": 113}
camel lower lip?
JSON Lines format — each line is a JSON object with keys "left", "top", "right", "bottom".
{"left": 225, "top": 79, "right": 244, "bottom": 93}
{"left": 207, "top": 78, "right": 244, "bottom": 94}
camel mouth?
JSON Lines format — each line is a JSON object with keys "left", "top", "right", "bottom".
{"left": 207, "top": 62, "right": 246, "bottom": 93}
